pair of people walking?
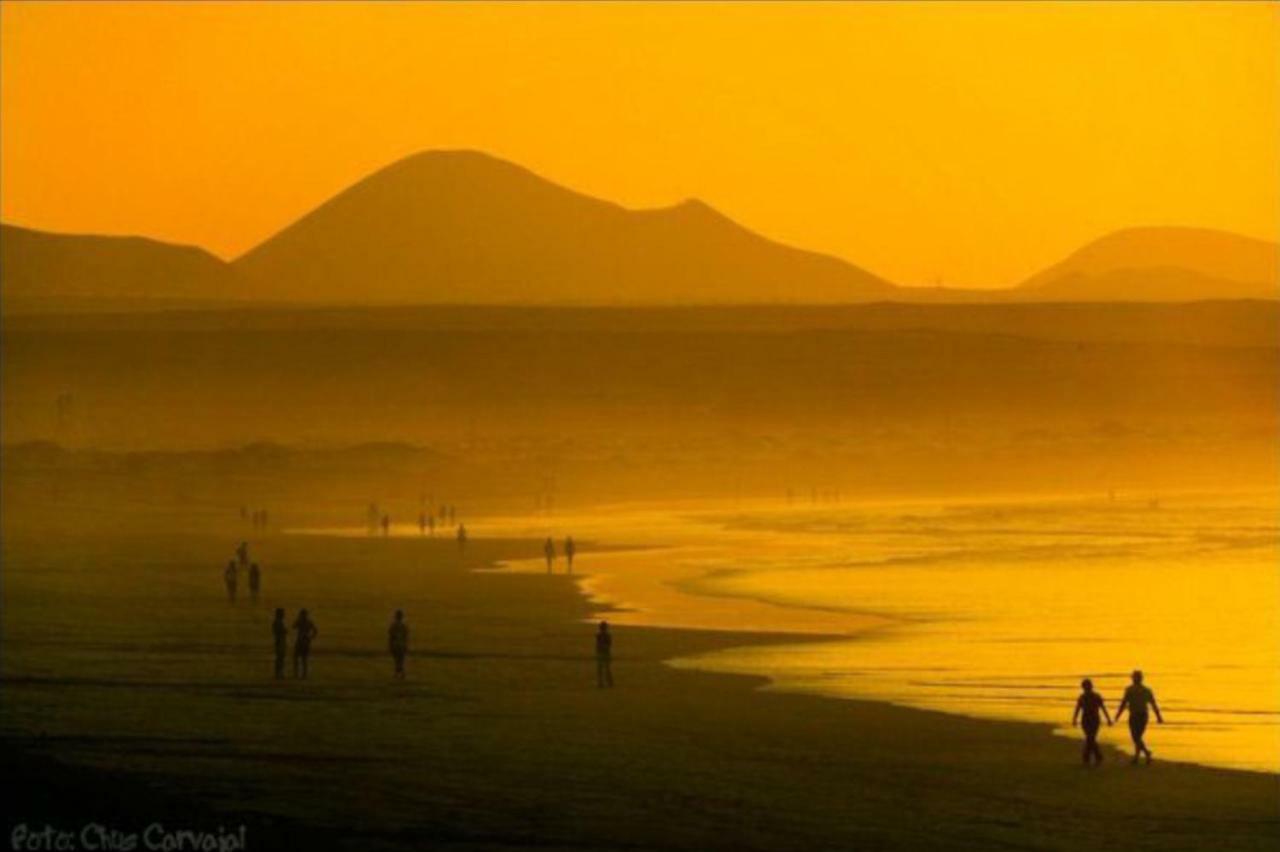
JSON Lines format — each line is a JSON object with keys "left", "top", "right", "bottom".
{"left": 224, "top": 556, "right": 261, "bottom": 602}
{"left": 1073, "top": 670, "right": 1164, "bottom": 765}
{"left": 543, "top": 536, "right": 577, "bottom": 573}
{"left": 272, "top": 608, "right": 319, "bottom": 679}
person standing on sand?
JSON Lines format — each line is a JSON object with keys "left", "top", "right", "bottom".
{"left": 428, "top": 515, "right": 435, "bottom": 537}
{"left": 419, "top": 512, "right": 427, "bottom": 537}
{"left": 1072, "top": 678, "right": 1112, "bottom": 766}
{"left": 595, "top": 621, "right": 614, "bottom": 688}
{"left": 248, "top": 562, "right": 261, "bottom": 601}
{"left": 565, "top": 536, "right": 576, "bottom": 574}
{"left": 1114, "top": 670, "right": 1164, "bottom": 764}
{"left": 457, "top": 523, "right": 467, "bottom": 554}
{"left": 544, "top": 537, "right": 556, "bottom": 573}
{"left": 224, "top": 560, "right": 238, "bottom": 603}
{"left": 272, "top": 608, "right": 288, "bottom": 679}
{"left": 293, "top": 609, "right": 318, "bottom": 679}
{"left": 388, "top": 610, "right": 410, "bottom": 679}
{"left": 381, "top": 514, "right": 391, "bottom": 537}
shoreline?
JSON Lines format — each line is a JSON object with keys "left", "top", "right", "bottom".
{"left": 4, "top": 529, "right": 1278, "bottom": 850}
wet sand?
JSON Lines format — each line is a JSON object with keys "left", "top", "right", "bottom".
{"left": 3, "top": 528, "right": 1277, "bottom": 851}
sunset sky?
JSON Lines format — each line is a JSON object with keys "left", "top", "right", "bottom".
{"left": 1, "top": 1, "right": 1276, "bottom": 288}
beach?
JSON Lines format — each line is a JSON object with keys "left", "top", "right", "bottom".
{"left": 3, "top": 517, "right": 1277, "bottom": 851}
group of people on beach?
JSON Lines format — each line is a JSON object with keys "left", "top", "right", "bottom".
{"left": 224, "top": 521, "right": 608, "bottom": 686}
{"left": 240, "top": 506, "right": 269, "bottom": 531}
{"left": 224, "top": 541, "right": 261, "bottom": 603}
{"left": 1073, "top": 671, "right": 1165, "bottom": 765}
{"left": 365, "top": 501, "right": 469, "bottom": 542}
{"left": 223, "top": 520, "right": 1167, "bottom": 757}
{"left": 543, "top": 536, "right": 577, "bottom": 573}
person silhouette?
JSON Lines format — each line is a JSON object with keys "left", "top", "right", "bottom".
{"left": 292, "top": 609, "right": 318, "bottom": 679}
{"left": 564, "top": 536, "right": 576, "bottom": 574}
{"left": 248, "top": 562, "right": 261, "bottom": 601}
{"left": 271, "top": 608, "right": 288, "bottom": 679}
{"left": 381, "top": 514, "right": 391, "bottom": 537}
{"left": 224, "top": 560, "right": 238, "bottom": 603}
{"left": 543, "top": 537, "right": 556, "bottom": 573}
{"left": 428, "top": 515, "right": 435, "bottom": 537}
{"left": 595, "top": 621, "right": 613, "bottom": 688}
{"left": 388, "top": 610, "right": 409, "bottom": 679}
{"left": 1072, "top": 678, "right": 1112, "bottom": 765}
{"left": 457, "top": 523, "right": 468, "bottom": 553}
{"left": 1114, "top": 669, "right": 1164, "bottom": 764}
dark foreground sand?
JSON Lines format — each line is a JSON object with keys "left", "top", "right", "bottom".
{"left": 3, "top": 530, "right": 1277, "bottom": 851}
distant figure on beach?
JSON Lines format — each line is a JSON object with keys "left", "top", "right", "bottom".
{"left": 224, "top": 560, "right": 238, "bottom": 602}
{"left": 381, "top": 514, "right": 391, "bottom": 537}
{"left": 595, "top": 621, "right": 614, "bottom": 688}
{"left": 1115, "top": 670, "right": 1164, "bottom": 764}
{"left": 565, "top": 536, "right": 576, "bottom": 573}
{"left": 418, "top": 512, "right": 427, "bottom": 536}
{"left": 457, "top": 523, "right": 468, "bottom": 553}
{"left": 544, "top": 537, "right": 556, "bottom": 572}
{"left": 388, "top": 610, "right": 409, "bottom": 679}
{"left": 248, "top": 562, "right": 261, "bottom": 601}
{"left": 236, "top": 541, "right": 250, "bottom": 570}
{"left": 1072, "top": 678, "right": 1112, "bottom": 765}
{"left": 272, "top": 608, "right": 288, "bottom": 679}
{"left": 293, "top": 609, "right": 318, "bottom": 679}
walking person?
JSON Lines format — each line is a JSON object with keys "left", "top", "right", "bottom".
{"left": 293, "top": 609, "right": 318, "bottom": 679}
{"left": 1115, "top": 670, "right": 1164, "bottom": 764}
{"left": 564, "top": 536, "right": 576, "bottom": 574}
{"left": 272, "top": 608, "right": 288, "bottom": 680}
{"left": 248, "top": 562, "right": 261, "bottom": 601}
{"left": 224, "top": 559, "right": 238, "bottom": 603}
{"left": 388, "top": 610, "right": 410, "bottom": 679}
{"left": 457, "top": 523, "right": 468, "bottom": 554}
{"left": 1072, "top": 678, "right": 1112, "bottom": 766}
{"left": 595, "top": 621, "right": 614, "bottom": 688}
{"left": 543, "top": 537, "right": 556, "bottom": 573}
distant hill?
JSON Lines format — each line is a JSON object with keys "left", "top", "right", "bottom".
{"left": 233, "top": 150, "right": 898, "bottom": 305}
{"left": 1016, "top": 227, "right": 1278, "bottom": 302}
{"left": 0, "top": 223, "right": 247, "bottom": 313}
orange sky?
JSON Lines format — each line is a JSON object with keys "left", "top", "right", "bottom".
{"left": 1, "top": 1, "right": 1276, "bottom": 288}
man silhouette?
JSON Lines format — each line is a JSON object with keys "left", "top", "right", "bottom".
{"left": 565, "top": 536, "right": 576, "bottom": 573}
{"left": 544, "top": 537, "right": 556, "bottom": 573}
{"left": 224, "top": 560, "right": 238, "bottom": 603}
{"left": 1115, "top": 669, "right": 1164, "bottom": 764}
{"left": 293, "top": 609, "right": 318, "bottom": 679}
{"left": 272, "top": 608, "right": 288, "bottom": 679}
{"left": 248, "top": 562, "right": 261, "bottom": 601}
{"left": 595, "top": 621, "right": 613, "bottom": 688}
{"left": 1072, "top": 678, "right": 1112, "bottom": 765}
{"left": 388, "top": 610, "right": 410, "bottom": 679}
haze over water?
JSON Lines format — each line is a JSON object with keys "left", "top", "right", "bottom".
{"left": 444, "top": 492, "right": 1280, "bottom": 773}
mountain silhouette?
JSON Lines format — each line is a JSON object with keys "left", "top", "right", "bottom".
{"left": 232, "top": 150, "right": 897, "bottom": 304}
{"left": 0, "top": 224, "right": 244, "bottom": 313}
{"left": 1016, "top": 226, "right": 1278, "bottom": 302}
